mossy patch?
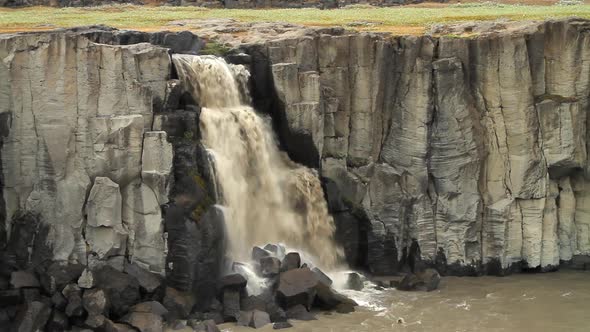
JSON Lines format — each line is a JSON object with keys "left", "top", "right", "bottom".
{"left": 188, "top": 168, "right": 214, "bottom": 221}
{"left": 198, "top": 40, "right": 232, "bottom": 56}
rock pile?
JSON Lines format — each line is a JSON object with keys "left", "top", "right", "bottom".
{"left": 0, "top": 245, "right": 358, "bottom": 331}
{"left": 220, "top": 244, "right": 358, "bottom": 329}
{"left": 0, "top": 261, "right": 166, "bottom": 331}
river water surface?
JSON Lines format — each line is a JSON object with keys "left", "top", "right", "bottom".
{"left": 223, "top": 270, "right": 590, "bottom": 332}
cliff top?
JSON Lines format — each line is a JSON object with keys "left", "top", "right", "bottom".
{"left": 1, "top": 2, "right": 590, "bottom": 36}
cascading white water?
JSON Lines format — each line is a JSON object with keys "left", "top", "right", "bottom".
{"left": 172, "top": 54, "right": 343, "bottom": 269}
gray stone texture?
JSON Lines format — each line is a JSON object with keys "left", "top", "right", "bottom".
{"left": 246, "top": 18, "right": 590, "bottom": 274}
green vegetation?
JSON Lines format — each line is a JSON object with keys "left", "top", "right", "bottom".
{"left": 187, "top": 168, "right": 214, "bottom": 221}
{"left": 1, "top": 3, "right": 590, "bottom": 34}
{"left": 199, "top": 40, "right": 232, "bottom": 56}
{"left": 183, "top": 130, "right": 195, "bottom": 141}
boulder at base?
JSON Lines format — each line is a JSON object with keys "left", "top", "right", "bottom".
{"left": 281, "top": 253, "right": 301, "bottom": 272}
{"left": 237, "top": 310, "right": 271, "bottom": 329}
{"left": 276, "top": 267, "right": 318, "bottom": 309}
{"left": 398, "top": 268, "right": 441, "bottom": 291}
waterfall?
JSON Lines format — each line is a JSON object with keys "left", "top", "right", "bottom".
{"left": 172, "top": 54, "right": 343, "bottom": 269}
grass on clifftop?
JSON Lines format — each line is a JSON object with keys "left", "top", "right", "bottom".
{"left": 1, "top": 2, "right": 590, "bottom": 35}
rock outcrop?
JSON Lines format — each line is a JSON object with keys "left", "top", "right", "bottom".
{"left": 0, "top": 26, "right": 227, "bottom": 331}
{"left": 240, "top": 18, "right": 590, "bottom": 275}
{"left": 0, "top": 27, "right": 173, "bottom": 273}
{"left": 2, "top": 19, "right": 590, "bottom": 331}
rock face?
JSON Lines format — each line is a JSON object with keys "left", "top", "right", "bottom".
{"left": 3, "top": 21, "right": 590, "bottom": 332}
{"left": 0, "top": 26, "right": 226, "bottom": 331}
{"left": 244, "top": 18, "right": 590, "bottom": 275}
{"left": 0, "top": 27, "right": 173, "bottom": 274}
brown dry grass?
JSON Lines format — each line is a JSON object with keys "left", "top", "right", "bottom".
{"left": 1, "top": 2, "right": 590, "bottom": 35}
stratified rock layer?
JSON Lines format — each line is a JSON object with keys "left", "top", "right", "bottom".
{"left": 244, "top": 18, "right": 590, "bottom": 274}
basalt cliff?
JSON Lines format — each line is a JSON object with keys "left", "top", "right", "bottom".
{"left": 1, "top": 18, "right": 590, "bottom": 331}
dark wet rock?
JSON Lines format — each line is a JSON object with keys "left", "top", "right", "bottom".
{"left": 85, "top": 313, "right": 106, "bottom": 329}
{"left": 260, "top": 257, "right": 281, "bottom": 277}
{"left": 71, "top": 327, "right": 94, "bottom": 332}
{"left": 82, "top": 29, "right": 202, "bottom": 56}
{"left": 263, "top": 244, "right": 282, "bottom": 256}
{"left": 418, "top": 269, "right": 441, "bottom": 291}
{"left": 124, "top": 262, "right": 163, "bottom": 293}
{"left": 151, "top": 30, "right": 203, "bottom": 55}
{"left": 252, "top": 246, "right": 271, "bottom": 261}
{"left": 169, "top": 319, "right": 187, "bottom": 330}
{"left": 236, "top": 310, "right": 252, "bottom": 327}
{"left": 46, "top": 310, "right": 70, "bottom": 332}
{"left": 281, "top": 253, "right": 301, "bottom": 272}
{"left": 103, "top": 319, "right": 136, "bottom": 332}
{"left": 82, "top": 288, "right": 108, "bottom": 315}
{"left": 130, "top": 301, "right": 169, "bottom": 317}
{"left": 331, "top": 211, "right": 362, "bottom": 268}
{"left": 188, "top": 311, "right": 224, "bottom": 325}
{"left": 49, "top": 291, "right": 67, "bottom": 310}
{"left": 9, "top": 271, "right": 39, "bottom": 289}
{"left": 314, "top": 282, "right": 357, "bottom": 310}
{"left": 21, "top": 288, "right": 41, "bottom": 303}
{"left": 12, "top": 301, "right": 51, "bottom": 332}
{"left": 40, "top": 262, "right": 85, "bottom": 295}
{"left": 345, "top": 272, "right": 364, "bottom": 291}
{"left": 266, "top": 302, "right": 287, "bottom": 323}
{"left": 0, "top": 276, "right": 8, "bottom": 290}
{"left": 398, "top": 268, "right": 441, "bottom": 292}
{"left": 335, "top": 302, "right": 355, "bottom": 313}
{"left": 311, "top": 267, "right": 332, "bottom": 287}
{"left": 237, "top": 310, "right": 271, "bottom": 329}
{"left": 163, "top": 287, "right": 195, "bottom": 319}
{"left": 220, "top": 273, "right": 247, "bottom": 290}
{"left": 189, "top": 319, "right": 220, "bottom": 332}
{"left": 65, "top": 294, "right": 85, "bottom": 318}
{"left": 570, "top": 255, "right": 590, "bottom": 270}
{"left": 164, "top": 204, "right": 200, "bottom": 293}
{"left": 4, "top": 212, "right": 50, "bottom": 271}
{"left": 241, "top": 295, "right": 268, "bottom": 311}
{"left": 165, "top": 203, "right": 226, "bottom": 311}
{"left": 121, "top": 311, "right": 164, "bottom": 332}
{"left": 251, "top": 310, "right": 271, "bottom": 328}
{"left": 209, "top": 312, "right": 225, "bottom": 324}
{"left": 62, "top": 283, "right": 82, "bottom": 299}
{"left": 286, "top": 304, "right": 316, "bottom": 321}
{"left": 372, "top": 278, "right": 399, "bottom": 289}
{"left": 397, "top": 273, "right": 421, "bottom": 291}
{"left": 276, "top": 267, "right": 318, "bottom": 309}
{"left": 0, "top": 289, "right": 22, "bottom": 306}
{"left": 161, "top": 80, "right": 183, "bottom": 112}
{"left": 226, "top": 52, "right": 252, "bottom": 65}
{"left": 0, "top": 306, "right": 16, "bottom": 326}
{"left": 273, "top": 321, "right": 293, "bottom": 329}
{"left": 94, "top": 265, "right": 140, "bottom": 316}
{"left": 222, "top": 288, "right": 240, "bottom": 322}
{"left": 208, "top": 298, "right": 223, "bottom": 312}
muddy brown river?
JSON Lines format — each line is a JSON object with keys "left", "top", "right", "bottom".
{"left": 222, "top": 270, "right": 590, "bottom": 332}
